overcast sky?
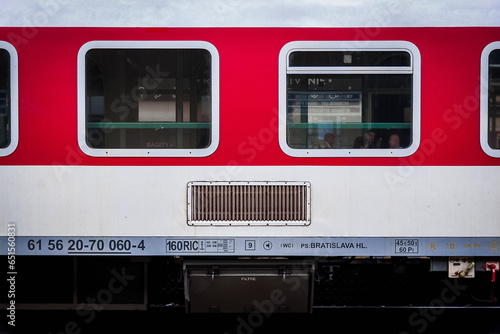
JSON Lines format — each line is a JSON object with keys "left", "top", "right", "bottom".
{"left": 0, "top": 0, "right": 498, "bottom": 27}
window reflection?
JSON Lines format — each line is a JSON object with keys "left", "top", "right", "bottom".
{"left": 488, "top": 49, "right": 500, "bottom": 149}
{"left": 0, "top": 49, "right": 10, "bottom": 149}
{"left": 85, "top": 49, "right": 212, "bottom": 150}
{"left": 286, "top": 51, "right": 413, "bottom": 150}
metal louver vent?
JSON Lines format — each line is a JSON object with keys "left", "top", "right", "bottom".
{"left": 187, "top": 181, "right": 311, "bottom": 226}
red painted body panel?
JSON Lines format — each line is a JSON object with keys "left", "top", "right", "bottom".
{"left": 0, "top": 27, "right": 499, "bottom": 166}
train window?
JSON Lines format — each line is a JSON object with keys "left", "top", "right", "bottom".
{"left": 279, "top": 41, "right": 421, "bottom": 157}
{"left": 480, "top": 42, "right": 500, "bottom": 158}
{"left": 78, "top": 41, "right": 219, "bottom": 157}
{"left": 0, "top": 41, "right": 18, "bottom": 157}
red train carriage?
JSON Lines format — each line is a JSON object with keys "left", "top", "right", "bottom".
{"left": 0, "top": 27, "right": 499, "bottom": 312}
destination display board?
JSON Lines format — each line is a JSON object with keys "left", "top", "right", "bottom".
{"left": 288, "top": 91, "right": 362, "bottom": 123}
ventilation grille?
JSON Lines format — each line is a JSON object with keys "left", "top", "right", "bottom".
{"left": 187, "top": 182, "right": 311, "bottom": 226}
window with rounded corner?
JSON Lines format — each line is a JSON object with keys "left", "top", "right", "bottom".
{"left": 279, "top": 41, "right": 421, "bottom": 157}
{"left": 0, "top": 41, "right": 18, "bottom": 157}
{"left": 480, "top": 42, "right": 500, "bottom": 158}
{"left": 78, "top": 41, "right": 219, "bottom": 157}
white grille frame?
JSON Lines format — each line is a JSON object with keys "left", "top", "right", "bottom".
{"left": 187, "top": 181, "right": 311, "bottom": 226}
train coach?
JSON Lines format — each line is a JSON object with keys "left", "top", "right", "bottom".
{"left": 0, "top": 25, "right": 499, "bottom": 313}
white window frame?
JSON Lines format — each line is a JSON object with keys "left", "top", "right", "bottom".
{"left": 278, "top": 41, "right": 421, "bottom": 158}
{"left": 77, "top": 41, "right": 219, "bottom": 157}
{"left": 480, "top": 41, "right": 500, "bottom": 158}
{"left": 0, "top": 41, "right": 18, "bottom": 157}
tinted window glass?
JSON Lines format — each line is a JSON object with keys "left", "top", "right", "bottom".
{"left": 85, "top": 49, "right": 212, "bottom": 150}
{"left": 286, "top": 51, "right": 413, "bottom": 151}
{"left": 487, "top": 49, "right": 500, "bottom": 149}
{"left": 0, "top": 49, "right": 10, "bottom": 149}
{"left": 289, "top": 51, "right": 411, "bottom": 67}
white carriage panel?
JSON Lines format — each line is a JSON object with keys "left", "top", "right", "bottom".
{"left": 0, "top": 166, "right": 188, "bottom": 236}
{"left": 0, "top": 165, "right": 498, "bottom": 237}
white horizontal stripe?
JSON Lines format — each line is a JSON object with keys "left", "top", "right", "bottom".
{"left": 1, "top": 165, "right": 498, "bottom": 238}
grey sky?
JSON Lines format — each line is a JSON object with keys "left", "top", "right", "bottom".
{"left": 0, "top": 0, "right": 498, "bottom": 27}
